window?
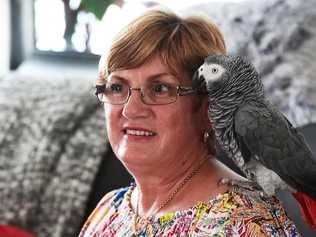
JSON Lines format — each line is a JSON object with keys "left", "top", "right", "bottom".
{"left": 34, "top": 0, "right": 110, "bottom": 55}
{"left": 10, "top": 0, "right": 246, "bottom": 71}
{"left": 10, "top": 0, "right": 217, "bottom": 70}
{"left": 32, "top": 0, "right": 215, "bottom": 56}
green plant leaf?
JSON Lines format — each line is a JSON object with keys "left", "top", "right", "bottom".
{"left": 80, "top": 0, "right": 114, "bottom": 20}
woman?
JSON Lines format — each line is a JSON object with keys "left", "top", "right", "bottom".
{"left": 79, "top": 9, "right": 300, "bottom": 236}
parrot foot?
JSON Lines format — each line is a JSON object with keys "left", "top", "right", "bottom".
{"left": 219, "top": 177, "right": 261, "bottom": 190}
{"left": 219, "top": 178, "right": 268, "bottom": 198}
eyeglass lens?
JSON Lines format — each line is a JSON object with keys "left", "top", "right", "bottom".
{"left": 96, "top": 81, "right": 180, "bottom": 105}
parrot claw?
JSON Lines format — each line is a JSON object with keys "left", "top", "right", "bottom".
{"left": 259, "top": 191, "right": 268, "bottom": 199}
{"left": 219, "top": 177, "right": 263, "bottom": 192}
{"left": 219, "top": 178, "right": 273, "bottom": 200}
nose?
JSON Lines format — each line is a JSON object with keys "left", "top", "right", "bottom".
{"left": 122, "top": 88, "right": 150, "bottom": 119}
{"left": 126, "top": 88, "right": 143, "bottom": 104}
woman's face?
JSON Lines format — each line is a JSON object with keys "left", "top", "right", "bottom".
{"left": 104, "top": 56, "right": 208, "bottom": 168}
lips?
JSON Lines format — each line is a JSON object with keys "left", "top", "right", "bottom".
{"left": 123, "top": 127, "right": 156, "bottom": 137}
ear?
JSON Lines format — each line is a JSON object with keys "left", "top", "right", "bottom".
{"left": 200, "top": 99, "right": 213, "bottom": 130}
{"left": 198, "top": 98, "right": 217, "bottom": 155}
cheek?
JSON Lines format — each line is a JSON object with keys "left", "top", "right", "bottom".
{"left": 104, "top": 106, "right": 130, "bottom": 160}
{"left": 104, "top": 105, "right": 121, "bottom": 144}
{"left": 104, "top": 105, "right": 111, "bottom": 127}
{"left": 161, "top": 104, "right": 203, "bottom": 140}
{"left": 104, "top": 105, "right": 111, "bottom": 132}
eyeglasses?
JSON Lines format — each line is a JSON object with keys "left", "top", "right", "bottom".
{"left": 95, "top": 81, "right": 196, "bottom": 105}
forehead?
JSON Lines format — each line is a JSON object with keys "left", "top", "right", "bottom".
{"left": 110, "top": 56, "right": 190, "bottom": 83}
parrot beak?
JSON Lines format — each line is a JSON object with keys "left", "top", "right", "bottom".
{"left": 192, "top": 70, "right": 207, "bottom": 95}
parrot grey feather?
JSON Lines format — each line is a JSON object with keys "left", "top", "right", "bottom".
{"left": 193, "top": 55, "right": 316, "bottom": 198}
{"left": 234, "top": 102, "right": 316, "bottom": 196}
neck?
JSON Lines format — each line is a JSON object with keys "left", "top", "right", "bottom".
{"left": 131, "top": 151, "right": 209, "bottom": 217}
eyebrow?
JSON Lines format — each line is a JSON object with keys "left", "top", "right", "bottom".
{"left": 109, "top": 72, "right": 179, "bottom": 83}
{"left": 108, "top": 75, "right": 127, "bottom": 82}
{"left": 149, "top": 73, "right": 178, "bottom": 81}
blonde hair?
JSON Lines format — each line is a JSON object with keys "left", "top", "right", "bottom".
{"left": 98, "top": 9, "right": 226, "bottom": 83}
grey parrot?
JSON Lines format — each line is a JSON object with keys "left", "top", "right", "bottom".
{"left": 192, "top": 54, "right": 316, "bottom": 200}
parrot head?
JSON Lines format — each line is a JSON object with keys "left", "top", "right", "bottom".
{"left": 192, "top": 55, "right": 264, "bottom": 104}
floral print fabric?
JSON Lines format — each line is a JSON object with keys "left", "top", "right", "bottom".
{"left": 79, "top": 185, "right": 300, "bottom": 237}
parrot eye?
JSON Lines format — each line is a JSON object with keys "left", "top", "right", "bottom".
{"left": 212, "top": 68, "right": 219, "bottom": 73}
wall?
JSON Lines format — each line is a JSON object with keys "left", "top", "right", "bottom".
{"left": 0, "top": 0, "right": 10, "bottom": 78}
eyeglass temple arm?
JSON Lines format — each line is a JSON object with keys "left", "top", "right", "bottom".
{"left": 178, "top": 86, "right": 198, "bottom": 96}
{"left": 95, "top": 85, "right": 105, "bottom": 95}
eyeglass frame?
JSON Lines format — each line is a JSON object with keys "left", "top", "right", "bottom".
{"left": 95, "top": 84, "right": 197, "bottom": 105}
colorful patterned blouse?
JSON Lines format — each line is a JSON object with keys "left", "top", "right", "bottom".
{"left": 79, "top": 184, "right": 300, "bottom": 237}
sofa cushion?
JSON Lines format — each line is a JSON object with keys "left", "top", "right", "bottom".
{"left": 0, "top": 72, "right": 108, "bottom": 237}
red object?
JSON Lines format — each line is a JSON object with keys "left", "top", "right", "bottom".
{"left": 0, "top": 225, "right": 36, "bottom": 237}
{"left": 292, "top": 192, "right": 316, "bottom": 229}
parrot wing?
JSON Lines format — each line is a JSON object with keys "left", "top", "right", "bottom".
{"left": 234, "top": 101, "right": 316, "bottom": 199}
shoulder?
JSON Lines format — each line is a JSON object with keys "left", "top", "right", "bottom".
{"left": 228, "top": 185, "right": 288, "bottom": 220}
{"left": 78, "top": 186, "right": 132, "bottom": 237}
{"left": 233, "top": 186, "right": 300, "bottom": 236}
{"left": 98, "top": 186, "right": 130, "bottom": 209}
{"left": 191, "top": 185, "right": 301, "bottom": 236}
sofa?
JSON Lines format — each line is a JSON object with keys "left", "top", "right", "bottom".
{"left": 0, "top": 0, "right": 316, "bottom": 236}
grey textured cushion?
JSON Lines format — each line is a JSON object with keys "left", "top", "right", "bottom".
{"left": 0, "top": 72, "right": 108, "bottom": 237}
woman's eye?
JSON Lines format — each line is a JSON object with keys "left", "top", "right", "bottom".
{"left": 107, "top": 83, "right": 124, "bottom": 93}
{"left": 152, "top": 84, "right": 170, "bottom": 93}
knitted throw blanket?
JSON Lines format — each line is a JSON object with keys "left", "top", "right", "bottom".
{"left": 0, "top": 72, "right": 108, "bottom": 237}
